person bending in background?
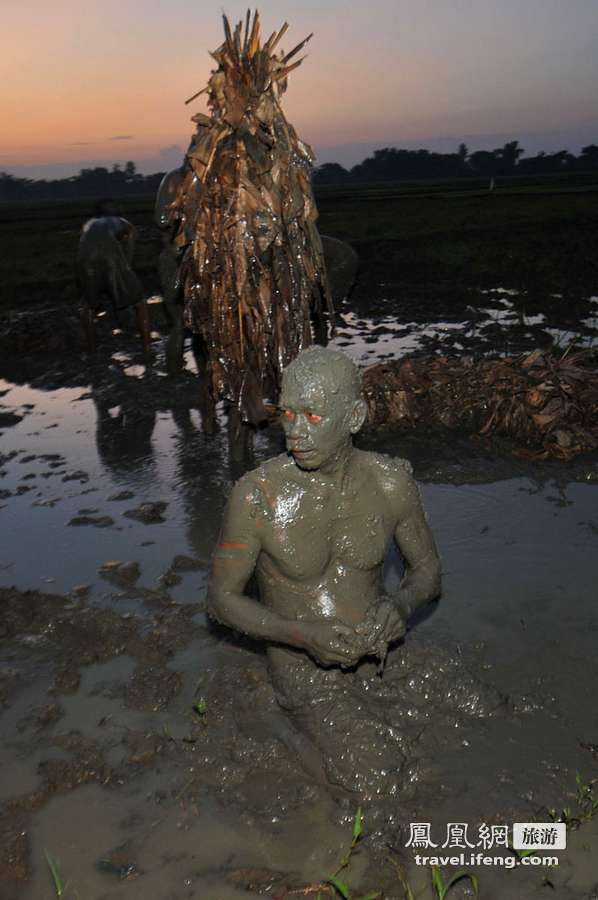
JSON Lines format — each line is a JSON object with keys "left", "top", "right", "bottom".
{"left": 77, "top": 200, "right": 150, "bottom": 353}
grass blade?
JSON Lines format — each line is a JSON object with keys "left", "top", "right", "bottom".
{"left": 44, "top": 849, "right": 64, "bottom": 898}
{"left": 444, "top": 868, "right": 478, "bottom": 897}
{"left": 431, "top": 865, "right": 444, "bottom": 898}
{"left": 353, "top": 807, "right": 363, "bottom": 841}
{"left": 328, "top": 875, "right": 351, "bottom": 898}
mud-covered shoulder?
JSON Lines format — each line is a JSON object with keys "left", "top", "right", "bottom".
{"left": 230, "top": 453, "right": 292, "bottom": 509}
{"left": 358, "top": 449, "right": 414, "bottom": 479}
{"left": 358, "top": 449, "right": 417, "bottom": 503}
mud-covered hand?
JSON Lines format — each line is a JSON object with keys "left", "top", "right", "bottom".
{"left": 296, "top": 620, "right": 366, "bottom": 668}
{"left": 355, "top": 598, "right": 407, "bottom": 652}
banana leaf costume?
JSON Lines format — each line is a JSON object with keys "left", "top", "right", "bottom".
{"left": 163, "top": 13, "right": 333, "bottom": 421}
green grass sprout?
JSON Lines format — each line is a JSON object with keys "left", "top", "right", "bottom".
{"left": 44, "top": 849, "right": 65, "bottom": 898}
{"left": 325, "top": 808, "right": 381, "bottom": 900}
{"left": 430, "top": 864, "right": 478, "bottom": 899}
{"left": 193, "top": 699, "right": 207, "bottom": 716}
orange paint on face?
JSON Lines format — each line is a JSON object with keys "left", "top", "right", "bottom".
{"left": 220, "top": 541, "right": 249, "bottom": 550}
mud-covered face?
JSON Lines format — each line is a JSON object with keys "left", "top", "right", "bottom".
{"left": 279, "top": 365, "right": 365, "bottom": 472}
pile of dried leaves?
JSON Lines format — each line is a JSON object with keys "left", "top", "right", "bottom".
{"left": 164, "top": 11, "right": 332, "bottom": 421}
{"left": 362, "top": 348, "right": 598, "bottom": 458}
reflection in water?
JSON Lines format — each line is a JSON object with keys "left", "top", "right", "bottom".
{"left": 0, "top": 346, "right": 287, "bottom": 593}
{"left": 0, "top": 294, "right": 596, "bottom": 594}
{"left": 331, "top": 291, "right": 598, "bottom": 364}
{"left": 90, "top": 368, "right": 158, "bottom": 480}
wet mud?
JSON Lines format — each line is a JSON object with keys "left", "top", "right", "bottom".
{"left": 1, "top": 298, "right": 598, "bottom": 896}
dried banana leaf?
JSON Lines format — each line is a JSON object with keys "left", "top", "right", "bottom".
{"left": 363, "top": 349, "right": 598, "bottom": 458}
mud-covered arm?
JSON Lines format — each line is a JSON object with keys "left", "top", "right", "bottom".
{"left": 359, "top": 468, "right": 441, "bottom": 650}
{"left": 392, "top": 470, "right": 441, "bottom": 619}
{"left": 207, "top": 479, "right": 306, "bottom": 647}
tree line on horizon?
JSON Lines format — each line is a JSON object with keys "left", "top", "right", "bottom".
{"left": 0, "top": 161, "right": 164, "bottom": 203}
{"left": 314, "top": 140, "right": 598, "bottom": 184}
{"left": 1, "top": 141, "right": 598, "bottom": 202}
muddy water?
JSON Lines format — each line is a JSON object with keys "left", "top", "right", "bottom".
{"left": 1, "top": 344, "right": 598, "bottom": 899}
{"left": 332, "top": 291, "right": 598, "bottom": 363}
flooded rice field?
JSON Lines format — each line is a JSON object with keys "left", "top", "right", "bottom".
{"left": 1, "top": 306, "right": 598, "bottom": 900}
{"left": 332, "top": 290, "right": 598, "bottom": 364}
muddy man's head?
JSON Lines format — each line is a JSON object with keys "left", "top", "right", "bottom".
{"left": 279, "top": 347, "right": 368, "bottom": 472}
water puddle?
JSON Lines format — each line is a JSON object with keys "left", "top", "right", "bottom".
{"left": 331, "top": 289, "right": 598, "bottom": 364}
{"left": 1, "top": 312, "right": 598, "bottom": 898}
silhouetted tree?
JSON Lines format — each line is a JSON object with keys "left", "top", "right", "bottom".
{"left": 579, "top": 145, "right": 598, "bottom": 169}
{"left": 349, "top": 147, "right": 469, "bottom": 181}
{"left": 468, "top": 150, "right": 499, "bottom": 176}
{"left": 0, "top": 172, "right": 31, "bottom": 200}
{"left": 518, "top": 150, "right": 575, "bottom": 175}
{"left": 313, "top": 162, "right": 350, "bottom": 185}
{"left": 496, "top": 140, "right": 524, "bottom": 174}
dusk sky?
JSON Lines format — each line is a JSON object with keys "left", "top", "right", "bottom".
{"left": 2, "top": 0, "right": 597, "bottom": 178}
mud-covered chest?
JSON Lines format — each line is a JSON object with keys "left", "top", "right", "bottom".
{"left": 260, "top": 481, "right": 392, "bottom": 575}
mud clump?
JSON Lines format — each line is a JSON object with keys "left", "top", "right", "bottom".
{"left": 68, "top": 514, "right": 115, "bottom": 527}
{"left": 52, "top": 667, "right": 81, "bottom": 694}
{"left": 107, "top": 489, "right": 135, "bottom": 501}
{"left": 170, "top": 553, "right": 204, "bottom": 572}
{"left": 0, "top": 587, "right": 69, "bottom": 640}
{"left": 0, "top": 814, "right": 29, "bottom": 900}
{"left": 0, "top": 410, "right": 23, "bottom": 427}
{"left": 225, "top": 866, "right": 302, "bottom": 895}
{"left": 0, "top": 306, "right": 79, "bottom": 356}
{"left": 124, "top": 501, "right": 168, "bottom": 524}
{"left": 158, "top": 570, "right": 182, "bottom": 588}
{"left": 61, "top": 469, "right": 89, "bottom": 482}
{"left": 0, "top": 666, "right": 20, "bottom": 705}
{"left": 1, "top": 485, "right": 33, "bottom": 500}
{"left": 125, "top": 664, "right": 182, "bottom": 711}
{"left": 96, "top": 841, "right": 140, "bottom": 881}
{"left": 126, "top": 615, "right": 200, "bottom": 667}
{"left": 49, "top": 607, "right": 139, "bottom": 665}
{"left": 41, "top": 733, "right": 113, "bottom": 792}
{"left": 125, "top": 730, "right": 167, "bottom": 765}
{"left": 36, "top": 701, "right": 63, "bottom": 728}
{"left": 99, "top": 559, "right": 141, "bottom": 586}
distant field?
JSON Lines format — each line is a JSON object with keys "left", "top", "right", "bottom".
{"left": 1, "top": 176, "right": 598, "bottom": 316}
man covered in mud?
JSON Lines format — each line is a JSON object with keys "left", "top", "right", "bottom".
{"left": 208, "top": 346, "right": 441, "bottom": 793}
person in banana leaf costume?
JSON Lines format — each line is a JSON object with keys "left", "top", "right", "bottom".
{"left": 163, "top": 11, "right": 334, "bottom": 424}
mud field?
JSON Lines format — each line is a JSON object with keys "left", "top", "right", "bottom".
{"left": 1, "top": 195, "right": 598, "bottom": 899}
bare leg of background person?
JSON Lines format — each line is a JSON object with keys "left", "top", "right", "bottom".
{"left": 80, "top": 306, "right": 96, "bottom": 353}
{"left": 135, "top": 300, "right": 152, "bottom": 354}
